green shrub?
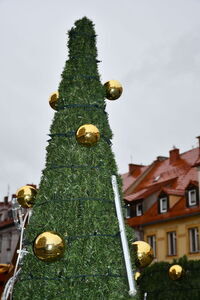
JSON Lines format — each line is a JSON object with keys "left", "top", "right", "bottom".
{"left": 138, "top": 256, "right": 200, "bottom": 300}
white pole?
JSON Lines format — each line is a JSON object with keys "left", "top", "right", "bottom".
{"left": 111, "top": 175, "right": 137, "bottom": 297}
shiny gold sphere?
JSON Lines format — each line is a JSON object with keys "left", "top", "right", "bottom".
{"left": 104, "top": 80, "right": 123, "bottom": 100}
{"left": 49, "top": 91, "right": 59, "bottom": 110}
{"left": 168, "top": 264, "right": 184, "bottom": 280}
{"left": 76, "top": 124, "right": 100, "bottom": 146}
{"left": 16, "top": 185, "right": 37, "bottom": 208}
{"left": 134, "top": 271, "right": 141, "bottom": 283}
{"left": 33, "top": 231, "right": 65, "bottom": 262}
{"left": 132, "top": 241, "right": 154, "bottom": 268}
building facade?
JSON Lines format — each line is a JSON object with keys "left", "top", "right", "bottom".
{"left": 0, "top": 184, "right": 37, "bottom": 264}
{"left": 123, "top": 137, "right": 200, "bottom": 263}
{"left": 0, "top": 196, "right": 19, "bottom": 264}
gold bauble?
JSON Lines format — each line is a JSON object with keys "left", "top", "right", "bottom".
{"left": 168, "top": 264, "right": 184, "bottom": 280}
{"left": 132, "top": 241, "right": 154, "bottom": 268}
{"left": 104, "top": 80, "right": 123, "bottom": 100}
{"left": 49, "top": 91, "right": 59, "bottom": 110}
{"left": 16, "top": 185, "right": 37, "bottom": 208}
{"left": 134, "top": 271, "right": 141, "bottom": 282}
{"left": 76, "top": 124, "right": 100, "bottom": 146}
{"left": 33, "top": 231, "right": 65, "bottom": 262}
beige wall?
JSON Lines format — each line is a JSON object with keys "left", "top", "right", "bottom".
{"left": 143, "top": 215, "right": 200, "bottom": 262}
{"left": 169, "top": 195, "right": 181, "bottom": 208}
{"left": 0, "top": 226, "right": 19, "bottom": 264}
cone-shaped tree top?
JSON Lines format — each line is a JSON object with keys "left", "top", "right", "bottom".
{"left": 59, "top": 17, "right": 103, "bottom": 108}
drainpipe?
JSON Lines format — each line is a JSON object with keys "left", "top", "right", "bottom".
{"left": 197, "top": 165, "right": 200, "bottom": 202}
{"left": 196, "top": 136, "right": 200, "bottom": 201}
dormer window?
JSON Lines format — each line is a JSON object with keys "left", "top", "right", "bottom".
{"left": 136, "top": 203, "right": 143, "bottom": 216}
{"left": 160, "top": 197, "right": 168, "bottom": 213}
{"left": 158, "top": 193, "right": 169, "bottom": 214}
{"left": 186, "top": 185, "right": 199, "bottom": 207}
{"left": 188, "top": 189, "right": 197, "bottom": 206}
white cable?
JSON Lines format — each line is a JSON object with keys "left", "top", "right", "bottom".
{"left": 2, "top": 269, "right": 21, "bottom": 300}
{"left": 11, "top": 198, "right": 24, "bottom": 231}
{"left": 111, "top": 175, "right": 137, "bottom": 297}
{"left": 11, "top": 198, "right": 21, "bottom": 230}
{"left": 2, "top": 210, "right": 30, "bottom": 300}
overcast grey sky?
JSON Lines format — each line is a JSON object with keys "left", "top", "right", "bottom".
{"left": 1, "top": 0, "right": 200, "bottom": 199}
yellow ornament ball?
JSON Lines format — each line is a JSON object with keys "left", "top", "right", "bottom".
{"left": 33, "top": 231, "right": 65, "bottom": 262}
{"left": 168, "top": 264, "right": 184, "bottom": 280}
{"left": 49, "top": 91, "right": 59, "bottom": 110}
{"left": 104, "top": 80, "right": 123, "bottom": 100}
{"left": 134, "top": 271, "right": 141, "bottom": 283}
{"left": 132, "top": 241, "right": 154, "bottom": 268}
{"left": 16, "top": 185, "right": 37, "bottom": 208}
{"left": 76, "top": 124, "right": 100, "bottom": 147}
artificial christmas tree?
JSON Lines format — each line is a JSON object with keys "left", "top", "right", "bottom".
{"left": 13, "top": 17, "right": 136, "bottom": 299}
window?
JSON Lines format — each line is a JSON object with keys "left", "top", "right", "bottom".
{"left": 160, "top": 197, "right": 168, "bottom": 213}
{"left": 147, "top": 235, "right": 156, "bottom": 257}
{"left": 188, "top": 189, "right": 197, "bottom": 206}
{"left": 167, "top": 231, "right": 177, "bottom": 256}
{"left": 186, "top": 185, "right": 199, "bottom": 207}
{"left": 189, "top": 227, "right": 199, "bottom": 253}
{"left": 7, "top": 210, "right": 13, "bottom": 219}
{"left": 7, "top": 232, "right": 12, "bottom": 251}
{"left": 0, "top": 214, "right": 3, "bottom": 222}
{"left": 136, "top": 203, "right": 143, "bottom": 216}
{"left": 125, "top": 204, "right": 131, "bottom": 219}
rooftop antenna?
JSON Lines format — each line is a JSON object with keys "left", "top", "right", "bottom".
{"left": 7, "top": 184, "right": 10, "bottom": 200}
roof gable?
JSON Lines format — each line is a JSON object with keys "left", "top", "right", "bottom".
{"left": 123, "top": 147, "right": 200, "bottom": 226}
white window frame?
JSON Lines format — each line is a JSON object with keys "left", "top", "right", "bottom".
{"left": 188, "top": 189, "right": 197, "bottom": 206}
{"left": 136, "top": 203, "right": 143, "bottom": 216}
{"left": 160, "top": 197, "right": 168, "bottom": 213}
{"left": 125, "top": 204, "right": 131, "bottom": 219}
{"left": 189, "top": 227, "right": 199, "bottom": 253}
{"left": 147, "top": 235, "right": 156, "bottom": 257}
{"left": 167, "top": 231, "right": 177, "bottom": 256}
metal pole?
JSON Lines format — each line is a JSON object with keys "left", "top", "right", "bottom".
{"left": 111, "top": 175, "right": 137, "bottom": 296}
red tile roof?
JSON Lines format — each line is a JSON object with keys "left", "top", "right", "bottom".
{"left": 127, "top": 196, "right": 200, "bottom": 227}
{"left": 124, "top": 148, "right": 199, "bottom": 195}
{"left": 161, "top": 187, "right": 184, "bottom": 196}
{"left": 123, "top": 147, "right": 200, "bottom": 227}
{"left": 122, "top": 164, "right": 148, "bottom": 192}
{"left": 125, "top": 178, "right": 177, "bottom": 201}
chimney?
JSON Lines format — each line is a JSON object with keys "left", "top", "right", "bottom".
{"left": 197, "top": 136, "right": 200, "bottom": 151}
{"left": 4, "top": 196, "right": 8, "bottom": 204}
{"left": 169, "top": 148, "right": 180, "bottom": 164}
{"left": 12, "top": 194, "right": 16, "bottom": 200}
{"left": 129, "top": 163, "right": 143, "bottom": 175}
